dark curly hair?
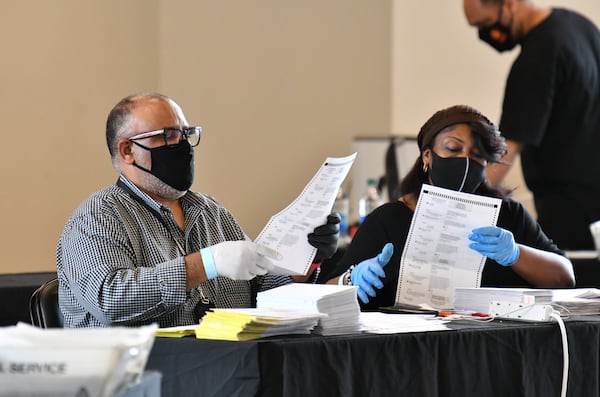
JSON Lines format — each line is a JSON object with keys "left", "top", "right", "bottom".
{"left": 399, "top": 105, "right": 509, "bottom": 199}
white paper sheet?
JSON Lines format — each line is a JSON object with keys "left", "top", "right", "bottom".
{"left": 256, "top": 153, "right": 357, "bottom": 275}
{"left": 359, "top": 312, "right": 450, "bottom": 334}
{"left": 395, "top": 184, "right": 502, "bottom": 309}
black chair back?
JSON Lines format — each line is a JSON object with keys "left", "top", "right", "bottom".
{"left": 29, "top": 278, "right": 63, "bottom": 328}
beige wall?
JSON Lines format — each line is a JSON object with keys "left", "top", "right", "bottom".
{"left": 0, "top": 1, "right": 390, "bottom": 273}
{"left": 1, "top": 1, "right": 160, "bottom": 273}
{"left": 159, "top": 0, "right": 391, "bottom": 241}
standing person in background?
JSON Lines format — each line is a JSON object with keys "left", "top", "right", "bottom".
{"left": 57, "top": 93, "right": 339, "bottom": 327}
{"left": 463, "top": 0, "right": 600, "bottom": 250}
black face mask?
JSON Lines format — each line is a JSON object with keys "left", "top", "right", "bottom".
{"left": 478, "top": 5, "right": 517, "bottom": 52}
{"left": 428, "top": 151, "right": 485, "bottom": 193}
{"left": 132, "top": 140, "right": 194, "bottom": 191}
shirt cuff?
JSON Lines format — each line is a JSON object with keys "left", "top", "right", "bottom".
{"left": 155, "top": 258, "right": 187, "bottom": 307}
{"left": 200, "top": 247, "right": 218, "bottom": 280}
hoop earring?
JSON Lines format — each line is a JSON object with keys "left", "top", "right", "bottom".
{"left": 423, "top": 163, "right": 428, "bottom": 173}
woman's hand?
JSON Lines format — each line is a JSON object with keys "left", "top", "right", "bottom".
{"left": 469, "top": 226, "right": 520, "bottom": 266}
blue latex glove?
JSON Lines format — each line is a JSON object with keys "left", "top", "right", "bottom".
{"left": 468, "top": 226, "right": 520, "bottom": 266}
{"left": 351, "top": 243, "right": 394, "bottom": 303}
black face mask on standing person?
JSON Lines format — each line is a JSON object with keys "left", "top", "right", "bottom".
{"left": 132, "top": 140, "right": 195, "bottom": 191}
{"left": 478, "top": 3, "right": 517, "bottom": 52}
{"left": 428, "top": 151, "right": 485, "bottom": 193}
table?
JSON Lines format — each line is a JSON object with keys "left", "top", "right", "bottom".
{"left": 146, "top": 316, "right": 600, "bottom": 397}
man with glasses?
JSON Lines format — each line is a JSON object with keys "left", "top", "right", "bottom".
{"left": 462, "top": 0, "right": 600, "bottom": 250}
{"left": 57, "top": 93, "right": 339, "bottom": 328}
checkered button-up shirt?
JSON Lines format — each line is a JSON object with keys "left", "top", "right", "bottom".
{"left": 57, "top": 175, "right": 291, "bottom": 328}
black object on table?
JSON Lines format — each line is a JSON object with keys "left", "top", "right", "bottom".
{"left": 0, "top": 272, "right": 57, "bottom": 326}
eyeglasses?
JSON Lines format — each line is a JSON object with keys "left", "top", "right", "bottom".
{"left": 128, "top": 126, "right": 202, "bottom": 147}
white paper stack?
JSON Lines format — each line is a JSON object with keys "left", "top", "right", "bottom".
{"left": 453, "top": 287, "right": 553, "bottom": 314}
{"left": 552, "top": 288, "right": 600, "bottom": 316}
{"left": 359, "top": 312, "right": 450, "bottom": 334}
{"left": 257, "top": 283, "right": 361, "bottom": 335}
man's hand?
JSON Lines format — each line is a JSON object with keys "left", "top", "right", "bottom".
{"left": 200, "top": 241, "right": 281, "bottom": 280}
{"left": 308, "top": 212, "right": 341, "bottom": 263}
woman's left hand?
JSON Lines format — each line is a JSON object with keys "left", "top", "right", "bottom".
{"left": 468, "top": 226, "right": 520, "bottom": 266}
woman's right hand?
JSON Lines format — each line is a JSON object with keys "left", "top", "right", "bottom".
{"left": 350, "top": 243, "right": 394, "bottom": 303}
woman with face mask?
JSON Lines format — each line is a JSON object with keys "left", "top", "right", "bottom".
{"left": 326, "top": 105, "right": 575, "bottom": 310}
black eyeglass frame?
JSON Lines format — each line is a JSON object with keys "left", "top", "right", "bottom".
{"left": 128, "top": 126, "right": 202, "bottom": 147}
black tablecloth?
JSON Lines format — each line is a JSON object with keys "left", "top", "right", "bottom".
{"left": 147, "top": 317, "right": 600, "bottom": 397}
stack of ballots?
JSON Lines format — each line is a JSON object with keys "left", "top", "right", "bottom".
{"left": 194, "top": 308, "right": 324, "bottom": 341}
{"left": 453, "top": 287, "right": 553, "bottom": 314}
{"left": 257, "top": 283, "right": 361, "bottom": 336}
{"left": 551, "top": 288, "right": 600, "bottom": 316}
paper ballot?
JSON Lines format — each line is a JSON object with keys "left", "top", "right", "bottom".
{"left": 395, "top": 184, "right": 502, "bottom": 309}
{"left": 256, "top": 153, "right": 356, "bottom": 275}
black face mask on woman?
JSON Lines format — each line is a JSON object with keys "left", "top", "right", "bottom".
{"left": 132, "top": 140, "right": 194, "bottom": 191}
{"left": 478, "top": 5, "right": 517, "bottom": 52}
{"left": 428, "top": 151, "right": 485, "bottom": 193}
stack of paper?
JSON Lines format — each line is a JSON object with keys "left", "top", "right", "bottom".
{"left": 359, "top": 312, "right": 450, "bottom": 334}
{"left": 552, "top": 288, "right": 600, "bottom": 316}
{"left": 194, "top": 308, "right": 324, "bottom": 341}
{"left": 156, "top": 325, "right": 197, "bottom": 338}
{"left": 257, "top": 283, "right": 361, "bottom": 335}
{"left": 453, "top": 287, "right": 553, "bottom": 314}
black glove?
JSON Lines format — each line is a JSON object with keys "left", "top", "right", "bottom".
{"left": 308, "top": 212, "right": 341, "bottom": 263}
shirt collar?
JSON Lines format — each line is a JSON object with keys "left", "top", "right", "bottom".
{"left": 117, "top": 174, "right": 166, "bottom": 214}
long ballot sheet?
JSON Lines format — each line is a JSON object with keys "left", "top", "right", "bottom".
{"left": 395, "top": 184, "right": 502, "bottom": 309}
{"left": 256, "top": 153, "right": 356, "bottom": 275}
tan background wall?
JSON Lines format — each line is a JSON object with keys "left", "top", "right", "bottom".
{"left": 0, "top": 0, "right": 390, "bottom": 273}
{"left": 1, "top": 1, "right": 598, "bottom": 274}
{"left": 1, "top": 1, "right": 161, "bottom": 273}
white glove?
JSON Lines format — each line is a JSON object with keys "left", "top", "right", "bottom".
{"left": 200, "top": 241, "right": 281, "bottom": 280}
